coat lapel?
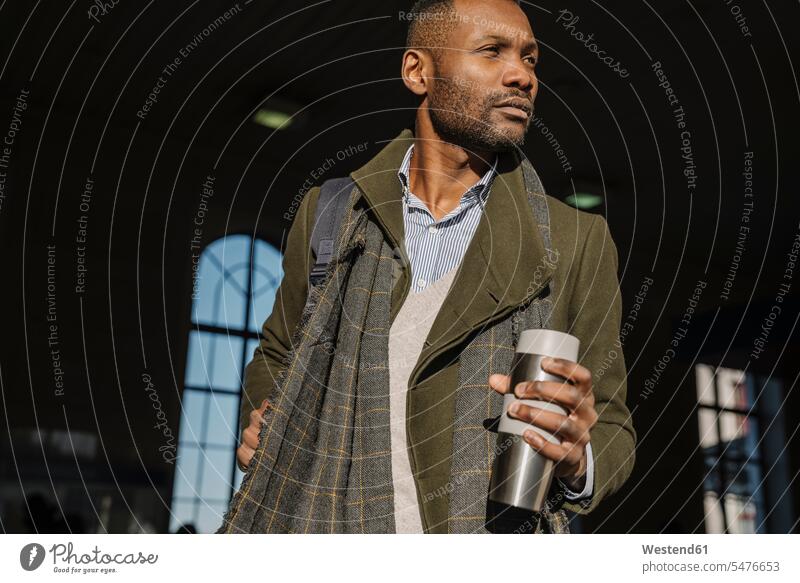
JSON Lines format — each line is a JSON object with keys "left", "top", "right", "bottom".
{"left": 350, "top": 128, "right": 555, "bottom": 385}
{"left": 350, "top": 130, "right": 413, "bottom": 254}
{"left": 414, "top": 147, "right": 555, "bottom": 383}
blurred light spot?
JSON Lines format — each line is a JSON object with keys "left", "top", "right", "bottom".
{"left": 565, "top": 192, "right": 603, "bottom": 209}
{"left": 252, "top": 109, "right": 293, "bottom": 129}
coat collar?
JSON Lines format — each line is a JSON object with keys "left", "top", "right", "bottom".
{"left": 350, "top": 127, "right": 554, "bottom": 378}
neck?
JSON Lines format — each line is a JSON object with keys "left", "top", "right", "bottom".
{"left": 409, "top": 115, "right": 496, "bottom": 221}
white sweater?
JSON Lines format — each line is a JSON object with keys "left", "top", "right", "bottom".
{"left": 387, "top": 264, "right": 460, "bottom": 533}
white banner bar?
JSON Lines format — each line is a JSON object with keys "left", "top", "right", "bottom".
{"left": 2, "top": 534, "right": 798, "bottom": 582}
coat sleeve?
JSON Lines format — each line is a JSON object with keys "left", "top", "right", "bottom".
{"left": 238, "top": 187, "right": 320, "bottom": 436}
{"left": 561, "top": 213, "right": 637, "bottom": 515}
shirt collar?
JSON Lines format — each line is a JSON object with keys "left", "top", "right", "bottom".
{"left": 396, "top": 144, "right": 498, "bottom": 209}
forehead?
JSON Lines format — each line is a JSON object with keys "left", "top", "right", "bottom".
{"left": 449, "top": 0, "right": 537, "bottom": 49}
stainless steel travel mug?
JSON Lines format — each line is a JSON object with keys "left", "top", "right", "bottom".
{"left": 488, "top": 329, "right": 580, "bottom": 511}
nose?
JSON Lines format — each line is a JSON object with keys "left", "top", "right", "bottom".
{"left": 501, "top": 57, "right": 536, "bottom": 97}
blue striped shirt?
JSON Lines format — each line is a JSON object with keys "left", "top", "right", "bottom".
{"left": 397, "top": 144, "right": 498, "bottom": 293}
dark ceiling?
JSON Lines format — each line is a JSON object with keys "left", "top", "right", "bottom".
{"left": 3, "top": 0, "right": 796, "bottom": 348}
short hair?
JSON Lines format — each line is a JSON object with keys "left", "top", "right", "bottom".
{"left": 405, "top": 0, "right": 457, "bottom": 62}
{"left": 405, "top": 0, "right": 521, "bottom": 63}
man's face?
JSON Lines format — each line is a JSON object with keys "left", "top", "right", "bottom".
{"left": 426, "top": 0, "right": 539, "bottom": 153}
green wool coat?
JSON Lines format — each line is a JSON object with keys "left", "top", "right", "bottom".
{"left": 240, "top": 128, "right": 637, "bottom": 533}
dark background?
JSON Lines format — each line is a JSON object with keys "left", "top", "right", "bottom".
{"left": 0, "top": 0, "right": 797, "bottom": 533}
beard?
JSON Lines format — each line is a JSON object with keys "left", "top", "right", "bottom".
{"left": 427, "top": 74, "right": 533, "bottom": 153}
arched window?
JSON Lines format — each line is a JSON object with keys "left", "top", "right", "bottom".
{"left": 169, "top": 234, "right": 282, "bottom": 533}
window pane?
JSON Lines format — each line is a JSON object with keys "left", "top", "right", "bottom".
{"left": 233, "top": 465, "right": 245, "bottom": 492}
{"left": 695, "top": 365, "right": 750, "bottom": 411}
{"left": 246, "top": 338, "right": 260, "bottom": 362}
{"left": 695, "top": 364, "right": 715, "bottom": 405}
{"left": 249, "top": 240, "right": 283, "bottom": 333}
{"left": 196, "top": 501, "right": 228, "bottom": 534}
{"left": 717, "top": 367, "right": 748, "bottom": 410}
{"left": 698, "top": 409, "right": 719, "bottom": 448}
{"left": 725, "top": 494, "right": 757, "bottom": 534}
{"left": 169, "top": 500, "right": 196, "bottom": 533}
{"left": 193, "top": 247, "right": 224, "bottom": 327}
{"left": 719, "top": 411, "right": 747, "bottom": 444}
{"left": 193, "top": 235, "right": 251, "bottom": 330}
{"left": 200, "top": 447, "right": 235, "bottom": 500}
{"left": 173, "top": 445, "right": 202, "bottom": 498}
{"left": 178, "top": 390, "right": 206, "bottom": 446}
{"left": 703, "top": 491, "right": 725, "bottom": 534}
{"left": 204, "top": 392, "right": 239, "bottom": 447}
{"left": 185, "top": 331, "right": 244, "bottom": 391}
{"left": 210, "top": 335, "right": 245, "bottom": 391}
{"left": 185, "top": 330, "right": 213, "bottom": 388}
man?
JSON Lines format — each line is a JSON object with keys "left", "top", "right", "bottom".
{"left": 221, "top": 0, "right": 635, "bottom": 534}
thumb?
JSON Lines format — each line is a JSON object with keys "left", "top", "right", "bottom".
{"left": 249, "top": 399, "right": 270, "bottom": 427}
{"left": 488, "top": 374, "right": 511, "bottom": 394}
{"left": 257, "top": 399, "right": 271, "bottom": 421}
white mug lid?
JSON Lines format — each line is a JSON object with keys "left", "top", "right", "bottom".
{"left": 517, "top": 329, "right": 580, "bottom": 361}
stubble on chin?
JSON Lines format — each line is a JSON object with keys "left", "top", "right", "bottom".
{"left": 428, "top": 81, "right": 530, "bottom": 153}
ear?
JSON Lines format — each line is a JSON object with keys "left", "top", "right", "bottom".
{"left": 401, "top": 48, "right": 433, "bottom": 97}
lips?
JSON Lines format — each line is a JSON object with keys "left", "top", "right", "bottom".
{"left": 494, "top": 98, "right": 532, "bottom": 119}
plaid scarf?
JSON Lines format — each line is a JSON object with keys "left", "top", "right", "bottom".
{"left": 218, "top": 158, "right": 570, "bottom": 534}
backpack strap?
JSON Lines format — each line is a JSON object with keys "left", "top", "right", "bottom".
{"left": 309, "top": 177, "right": 355, "bottom": 286}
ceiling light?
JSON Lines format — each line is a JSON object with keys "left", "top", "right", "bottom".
{"left": 565, "top": 192, "right": 603, "bottom": 209}
{"left": 252, "top": 109, "right": 293, "bottom": 130}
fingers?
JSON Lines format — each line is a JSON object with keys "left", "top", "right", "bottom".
{"left": 490, "top": 360, "right": 594, "bottom": 413}
{"left": 248, "top": 399, "right": 270, "bottom": 427}
{"left": 242, "top": 425, "right": 261, "bottom": 450}
{"left": 540, "top": 357, "right": 591, "bottom": 389}
{"left": 521, "top": 430, "right": 585, "bottom": 471}
{"left": 488, "top": 373, "right": 511, "bottom": 394}
{"left": 236, "top": 443, "right": 256, "bottom": 471}
{"left": 507, "top": 402, "right": 591, "bottom": 447}
{"left": 239, "top": 399, "right": 270, "bottom": 471}
{"left": 511, "top": 380, "right": 592, "bottom": 411}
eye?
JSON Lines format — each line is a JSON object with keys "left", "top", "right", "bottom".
{"left": 524, "top": 55, "right": 538, "bottom": 67}
{"left": 481, "top": 45, "right": 500, "bottom": 55}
